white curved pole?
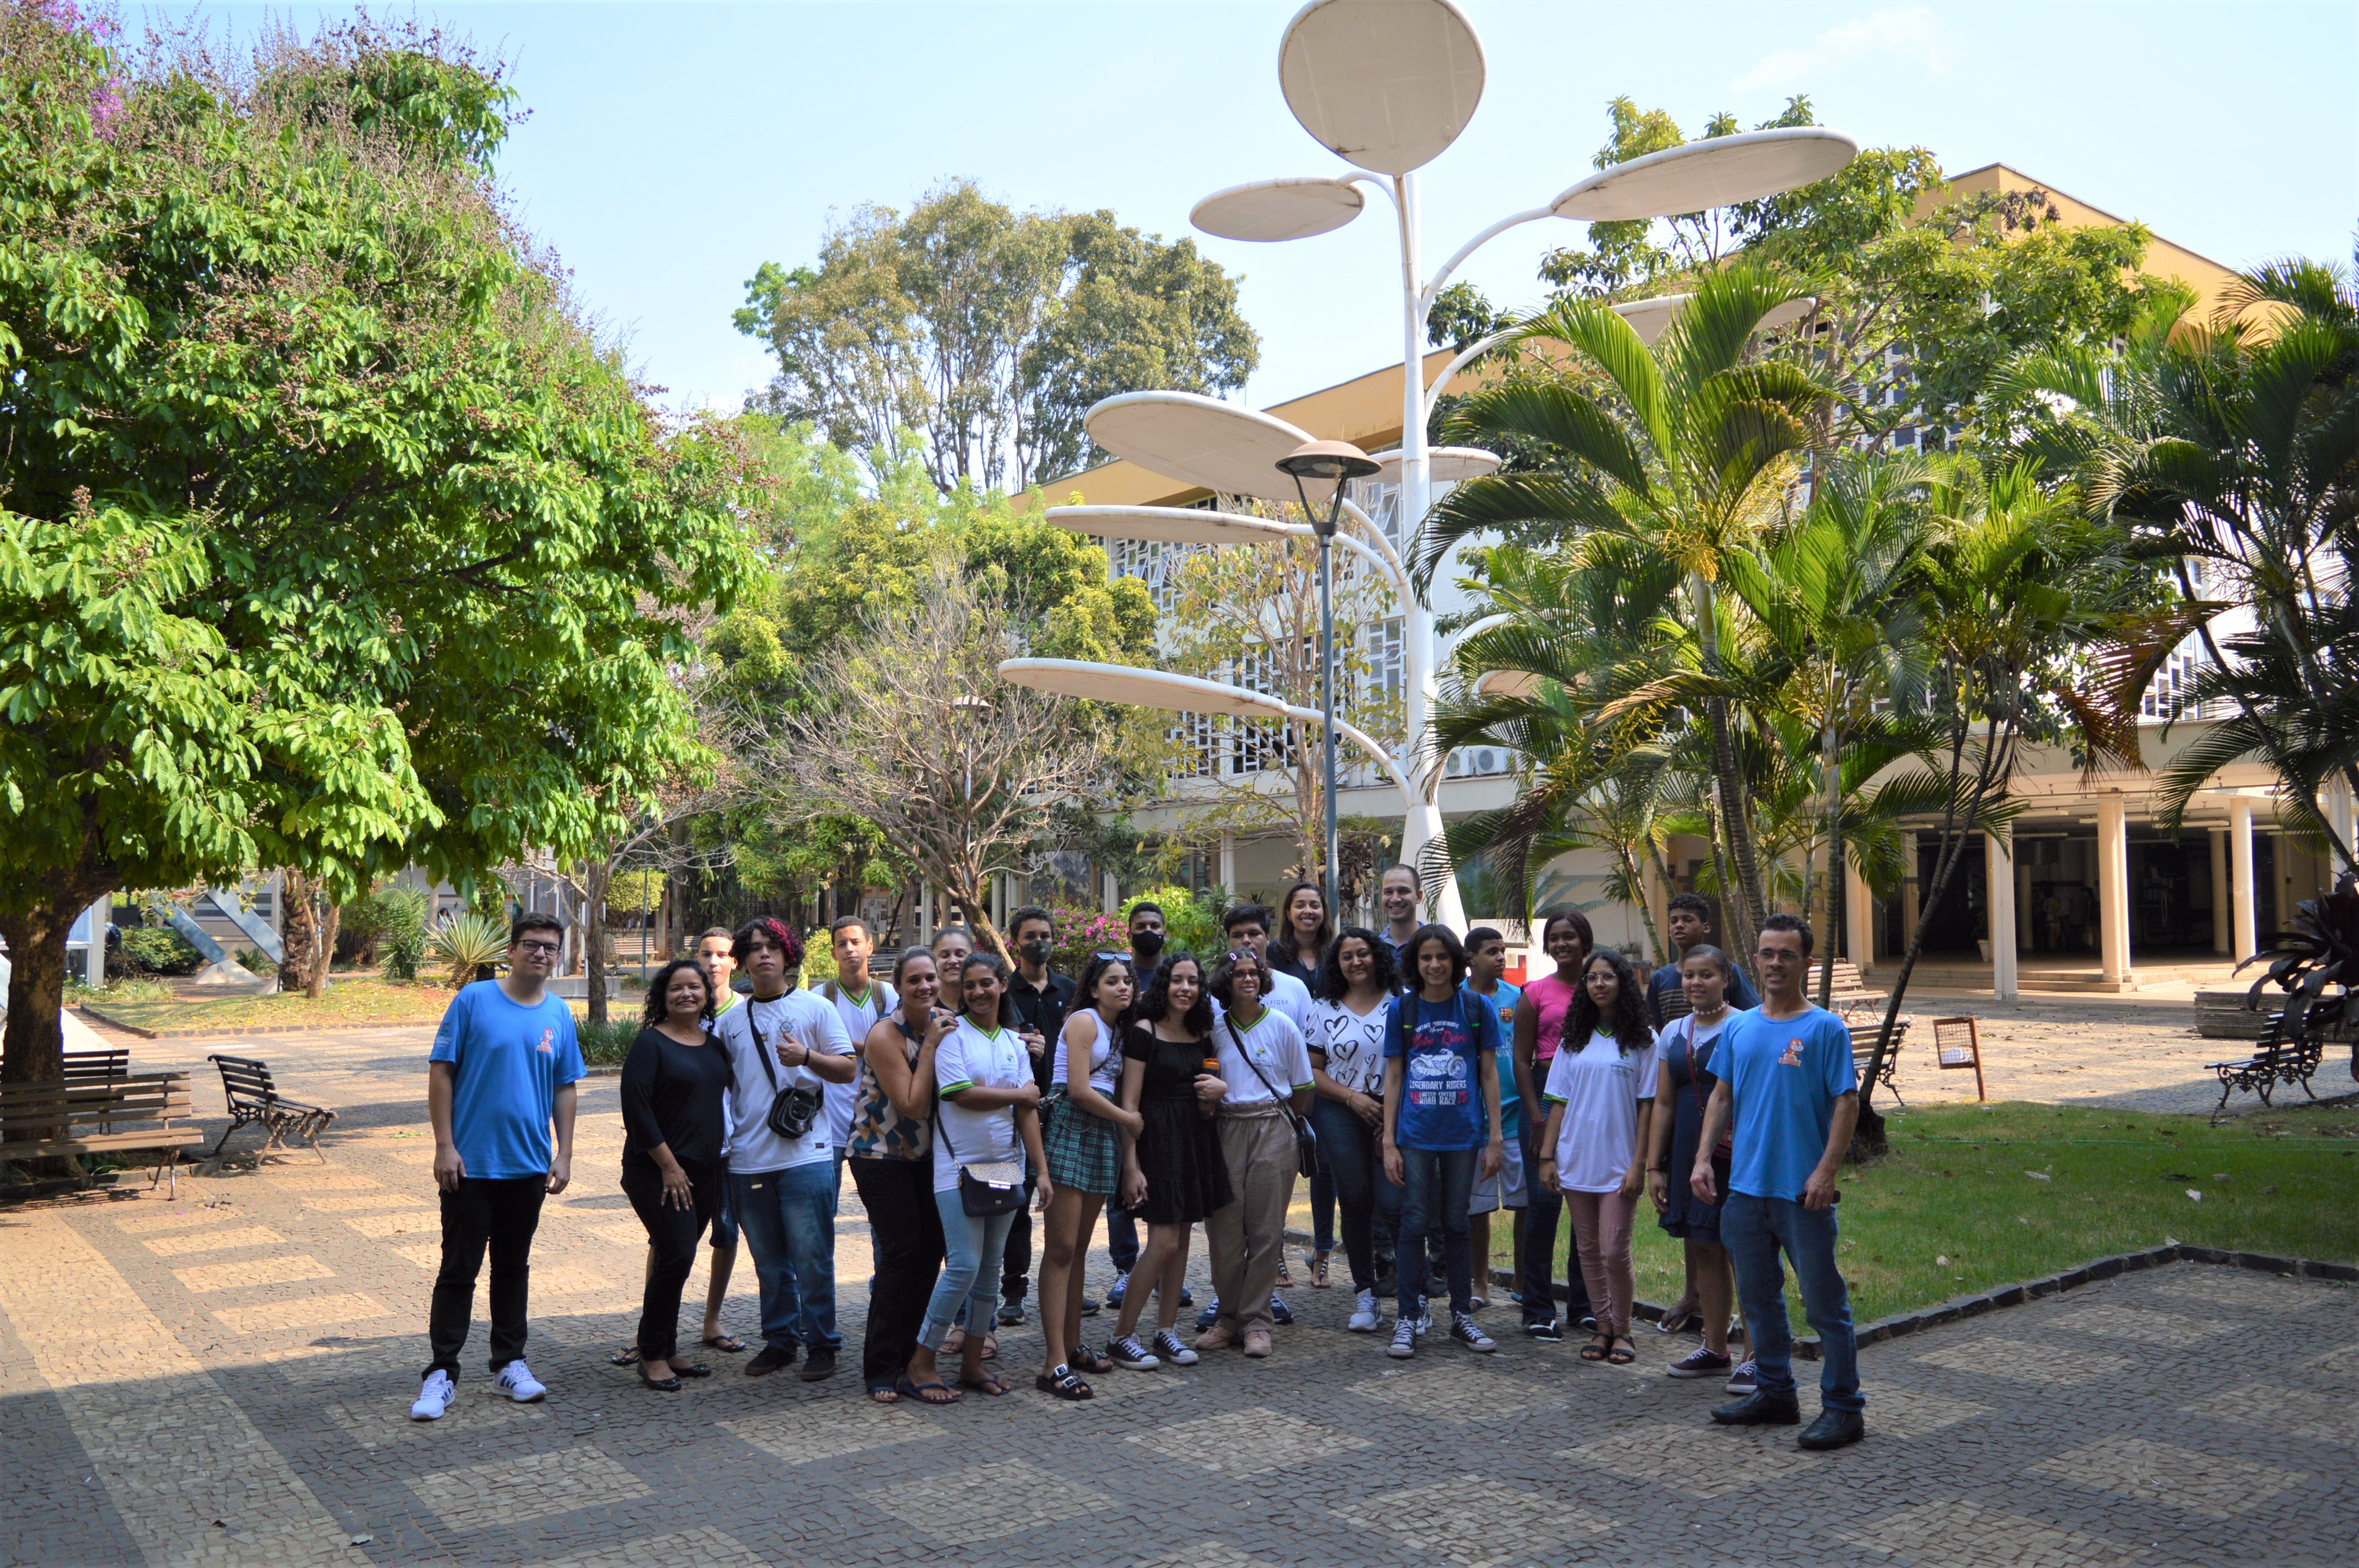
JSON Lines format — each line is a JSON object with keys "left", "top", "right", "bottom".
{"left": 1421, "top": 205, "right": 1554, "bottom": 315}
{"left": 1423, "top": 327, "right": 1517, "bottom": 419}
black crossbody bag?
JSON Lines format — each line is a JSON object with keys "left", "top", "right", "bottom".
{"left": 934, "top": 1103, "right": 1026, "bottom": 1217}
{"left": 748, "top": 998, "right": 823, "bottom": 1142}
{"left": 1226, "top": 1013, "right": 1320, "bottom": 1179}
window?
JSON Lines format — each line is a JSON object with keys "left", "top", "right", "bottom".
{"left": 2140, "top": 644, "right": 2206, "bottom": 722}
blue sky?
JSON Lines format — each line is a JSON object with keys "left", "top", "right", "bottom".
{"left": 192, "top": 1, "right": 2356, "bottom": 424}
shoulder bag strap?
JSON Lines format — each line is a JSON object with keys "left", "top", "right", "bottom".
{"left": 747, "top": 999, "right": 781, "bottom": 1096}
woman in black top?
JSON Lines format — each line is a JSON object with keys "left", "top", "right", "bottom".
{"left": 620, "top": 958, "right": 734, "bottom": 1391}
{"left": 1267, "top": 880, "right": 1330, "bottom": 987}
{"left": 1103, "top": 953, "right": 1230, "bottom": 1370}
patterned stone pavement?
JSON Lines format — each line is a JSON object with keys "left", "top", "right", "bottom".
{"left": 1, "top": 1025, "right": 2353, "bottom": 1567}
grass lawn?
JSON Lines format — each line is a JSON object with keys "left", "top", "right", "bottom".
{"left": 1294, "top": 1098, "right": 2359, "bottom": 1328}
{"left": 79, "top": 974, "right": 459, "bottom": 1034}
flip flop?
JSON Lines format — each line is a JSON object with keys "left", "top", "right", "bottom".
{"left": 608, "top": 1346, "right": 642, "bottom": 1367}
{"left": 702, "top": 1333, "right": 747, "bottom": 1353}
{"left": 981, "top": 1333, "right": 999, "bottom": 1362}
{"left": 896, "top": 1374, "right": 959, "bottom": 1406}
{"left": 868, "top": 1385, "right": 899, "bottom": 1404}
{"left": 1653, "top": 1309, "right": 1699, "bottom": 1335}
{"left": 673, "top": 1362, "right": 713, "bottom": 1379}
{"left": 959, "top": 1370, "right": 1013, "bottom": 1397}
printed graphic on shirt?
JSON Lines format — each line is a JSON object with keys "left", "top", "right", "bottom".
{"left": 537, "top": 1027, "right": 556, "bottom": 1056}
{"left": 1406, "top": 1012, "right": 1474, "bottom": 1109}
{"left": 1777, "top": 1037, "right": 1805, "bottom": 1067}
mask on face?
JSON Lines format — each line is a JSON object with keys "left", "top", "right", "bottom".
{"left": 1130, "top": 928, "right": 1164, "bottom": 966}
{"left": 1020, "top": 938, "right": 1052, "bottom": 965}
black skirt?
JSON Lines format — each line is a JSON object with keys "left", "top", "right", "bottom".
{"left": 1133, "top": 1099, "right": 1234, "bottom": 1225}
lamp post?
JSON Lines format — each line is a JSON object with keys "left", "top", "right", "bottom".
{"left": 1277, "top": 437, "right": 1381, "bottom": 926}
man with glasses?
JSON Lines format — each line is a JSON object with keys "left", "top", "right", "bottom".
{"left": 412, "top": 912, "right": 583, "bottom": 1421}
{"left": 1691, "top": 913, "right": 1866, "bottom": 1451}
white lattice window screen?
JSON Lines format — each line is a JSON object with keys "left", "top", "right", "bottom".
{"left": 2141, "top": 645, "right": 2206, "bottom": 722}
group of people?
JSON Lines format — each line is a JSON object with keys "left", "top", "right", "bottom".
{"left": 407, "top": 872, "right": 1868, "bottom": 1450}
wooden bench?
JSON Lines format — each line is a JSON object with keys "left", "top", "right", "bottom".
{"left": 208, "top": 1054, "right": 338, "bottom": 1162}
{"left": 0, "top": 1074, "right": 202, "bottom": 1196}
{"left": 1851, "top": 1017, "right": 1913, "bottom": 1106}
{"left": 63, "top": 1048, "right": 131, "bottom": 1086}
{"left": 2204, "top": 1012, "right": 2323, "bottom": 1125}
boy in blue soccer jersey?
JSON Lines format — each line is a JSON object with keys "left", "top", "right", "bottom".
{"left": 411, "top": 911, "right": 585, "bottom": 1421}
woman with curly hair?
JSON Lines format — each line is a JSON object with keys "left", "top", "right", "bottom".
{"left": 1307, "top": 927, "right": 1400, "bottom": 1332}
{"left": 1538, "top": 947, "right": 1659, "bottom": 1367}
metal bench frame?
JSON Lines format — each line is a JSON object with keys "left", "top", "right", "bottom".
{"left": 2204, "top": 1012, "right": 2323, "bottom": 1125}
{"left": 207, "top": 1054, "right": 338, "bottom": 1162}
{"left": 1852, "top": 1017, "right": 1913, "bottom": 1107}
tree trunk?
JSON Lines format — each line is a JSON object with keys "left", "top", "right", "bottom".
{"left": 3, "top": 884, "right": 106, "bottom": 1172}
{"left": 585, "top": 862, "right": 610, "bottom": 1027}
{"left": 279, "top": 871, "right": 322, "bottom": 994}
{"left": 1854, "top": 788, "right": 1984, "bottom": 1155}
{"left": 309, "top": 901, "right": 340, "bottom": 1000}
{"left": 1692, "top": 578, "right": 1770, "bottom": 977}
{"left": 1818, "top": 715, "right": 1841, "bottom": 1010}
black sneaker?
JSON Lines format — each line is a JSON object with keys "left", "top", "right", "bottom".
{"left": 1268, "top": 1292, "right": 1294, "bottom": 1325}
{"left": 997, "top": 1297, "right": 1026, "bottom": 1327}
{"left": 1178, "top": 1285, "right": 1194, "bottom": 1307}
{"left": 745, "top": 1344, "right": 797, "bottom": 1377}
{"left": 1106, "top": 1334, "right": 1160, "bottom": 1370}
{"left": 1524, "top": 1319, "right": 1563, "bottom": 1341}
{"left": 1711, "top": 1389, "right": 1801, "bottom": 1426}
{"left": 1079, "top": 1296, "right": 1101, "bottom": 1317}
{"left": 1797, "top": 1408, "right": 1865, "bottom": 1450}
{"left": 1104, "top": 1271, "right": 1128, "bottom": 1308}
{"left": 1194, "top": 1299, "right": 1220, "bottom": 1331}
{"left": 797, "top": 1345, "right": 839, "bottom": 1382}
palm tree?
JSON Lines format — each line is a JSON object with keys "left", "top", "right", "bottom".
{"left": 1425, "top": 260, "right": 1835, "bottom": 968}
{"left": 2001, "top": 260, "right": 2359, "bottom": 868}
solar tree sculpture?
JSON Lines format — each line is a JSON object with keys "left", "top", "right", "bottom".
{"left": 1001, "top": 0, "right": 1856, "bottom": 927}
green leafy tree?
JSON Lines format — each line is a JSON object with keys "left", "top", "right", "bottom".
{"left": 0, "top": 10, "right": 755, "bottom": 1088}
{"left": 735, "top": 180, "right": 1258, "bottom": 491}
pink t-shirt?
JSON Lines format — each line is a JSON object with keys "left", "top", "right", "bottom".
{"left": 1525, "top": 972, "right": 1579, "bottom": 1067}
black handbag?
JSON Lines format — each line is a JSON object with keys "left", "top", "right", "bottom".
{"left": 748, "top": 998, "right": 823, "bottom": 1141}
{"left": 1227, "top": 1014, "right": 1320, "bottom": 1179}
{"left": 934, "top": 1107, "right": 1025, "bottom": 1218}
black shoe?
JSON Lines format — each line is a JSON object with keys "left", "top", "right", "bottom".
{"left": 798, "top": 1345, "right": 840, "bottom": 1382}
{"left": 1195, "top": 1300, "right": 1220, "bottom": 1331}
{"left": 745, "top": 1344, "right": 797, "bottom": 1377}
{"left": 1269, "top": 1292, "right": 1293, "bottom": 1325}
{"left": 1523, "top": 1319, "right": 1563, "bottom": 1341}
{"left": 1711, "top": 1390, "right": 1802, "bottom": 1426}
{"left": 1179, "top": 1285, "right": 1194, "bottom": 1307}
{"left": 997, "top": 1297, "right": 1026, "bottom": 1326}
{"left": 1797, "top": 1408, "right": 1865, "bottom": 1450}
{"left": 1079, "top": 1296, "right": 1101, "bottom": 1317}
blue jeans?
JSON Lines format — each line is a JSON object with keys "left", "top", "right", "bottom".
{"left": 1312, "top": 1096, "right": 1400, "bottom": 1293}
{"left": 921, "top": 1190, "right": 1018, "bottom": 1352}
{"left": 1395, "top": 1145, "right": 1478, "bottom": 1319}
{"left": 1721, "top": 1191, "right": 1863, "bottom": 1413}
{"left": 730, "top": 1163, "right": 840, "bottom": 1353}
{"left": 1105, "top": 1203, "right": 1140, "bottom": 1274}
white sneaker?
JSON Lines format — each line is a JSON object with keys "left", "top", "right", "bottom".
{"left": 1412, "top": 1301, "right": 1433, "bottom": 1339}
{"left": 494, "top": 1360, "right": 546, "bottom": 1403}
{"left": 1387, "top": 1318, "right": 1417, "bottom": 1359}
{"left": 1348, "top": 1290, "right": 1379, "bottom": 1333}
{"left": 409, "top": 1369, "right": 454, "bottom": 1421}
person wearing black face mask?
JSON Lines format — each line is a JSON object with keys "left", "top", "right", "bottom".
{"left": 998, "top": 906, "right": 1077, "bottom": 1328}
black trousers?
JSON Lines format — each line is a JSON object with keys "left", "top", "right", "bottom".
{"left": 1000, "top": 1174, "right": 1039, "bottom": 1301}
{"left": 622, "top": 1157, "right": 722, "bottom": 1361}
{"left": 426, "top": 1175, "right": 547, "bottom": 1377}
{"left": 850, "top": 1156, "right": 944, "bottom": 1391}
{"left": 1517, "top": 1122, "right": 1592, "bottom": 1327}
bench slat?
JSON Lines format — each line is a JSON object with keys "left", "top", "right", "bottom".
{"left": 0, "top": 1130, "right": 207, "bottom": 1158}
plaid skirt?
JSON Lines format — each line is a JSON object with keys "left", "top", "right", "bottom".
{"left": 1041, "top": 1092, "right": 1122, "bottom": 1196}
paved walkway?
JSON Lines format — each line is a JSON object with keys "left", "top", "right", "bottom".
{"left": 2, "top": 1024, "right": 2353, "bottom": 1566}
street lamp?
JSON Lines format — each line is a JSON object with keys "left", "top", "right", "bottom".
{"left": 1277, "top": 437, "right": 1381, "bottom": 925}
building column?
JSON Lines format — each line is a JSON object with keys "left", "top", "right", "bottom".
{"left": 2229, "top": 798, "right": 2257, "bottom": 961}
{"left": 85, "top": 895, "right": 110, "bottom": 987}
{"left": 2209, "top": 828, "right": 2232, "bottom": 954}
{"left": 2097, "top": 795, "right": 2131, "bottom": 985}
{"left": 1102, "top": 869, "right": 1119, "bottom": 916}
{"left": 1986, "top": 827, "right": 2018, "bottom": 1000}
{"left": 1845, "top": 857, "right": 1874, "bottom": 966}
{"left": 918, "top": 879, "right": 935, "bottom": 946}
{"left": 1218, "top": 832, "right": 1236, "bottom": 896}
{"left": 2329, "top": 780, "right": 2358, "bottom": 886}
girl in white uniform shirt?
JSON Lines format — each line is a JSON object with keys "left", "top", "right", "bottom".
{"left": 903, "top": 953, "right": 1050, "bottom": 1403}
{"left": 1538, "top": 948, "right": 1658, "bottom": 1368}
{"left": 1035, "top": 955, "right": 1141, "bottom": 1399}
{"left": 1306, "top": 928, "right": 1404, "bottom": 1334}
{"left": 1198, "top": 946, "right": 1315, "bottom": 1357}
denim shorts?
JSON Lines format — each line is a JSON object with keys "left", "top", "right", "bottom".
{"left": 1469, "top": 1133, "right": 1527, "bottom": 1214}
{"left": 708, "top": 1175, "right": 739, "bottom": 1251}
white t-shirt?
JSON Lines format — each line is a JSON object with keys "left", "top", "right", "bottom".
{"left": 1213, "top": 1006, "right": 1313, "bottom": 1106}
{"left": 1053, "top": 1008, "right": 1121, "bottom": 1094}
{"left": 1264, "top": 969, "right": 1314, "bottom": 1033}
{"left": 932, "top": 1017, "right": 1028, "bottom": 1195}
{"left": 715, "top": 988, "right": 854, "bottom": 1173}
{"left": 820, "top": 978, "right": 898, "bottom": 1148}
{"left": 1542, "top": 1029, "right": 1661, "bottom": 1194}
{"left": 1308, "top": 996, "right": 1391, "bottom": 1098}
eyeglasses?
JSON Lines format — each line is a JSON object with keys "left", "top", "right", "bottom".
{"left": 516, "top": 940, "right": 560, "bottom": 956}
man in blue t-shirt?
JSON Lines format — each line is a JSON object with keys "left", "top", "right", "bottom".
{"left": 412, "top": 911, "right": 586, "bottom": 1422}
{"left": 1463, "top": 928, "right": 1525, "bottom": 1309}
{"left": 1691, "top": 912, "right": 1864, "bottom": 1450}
{"left": 1649, "top": 893, "right": 1759, "bottom": 1026}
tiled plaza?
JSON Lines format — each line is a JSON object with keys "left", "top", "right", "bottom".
{"left": 1, "top": 1024, "right": 2352, "bottom": 1567}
